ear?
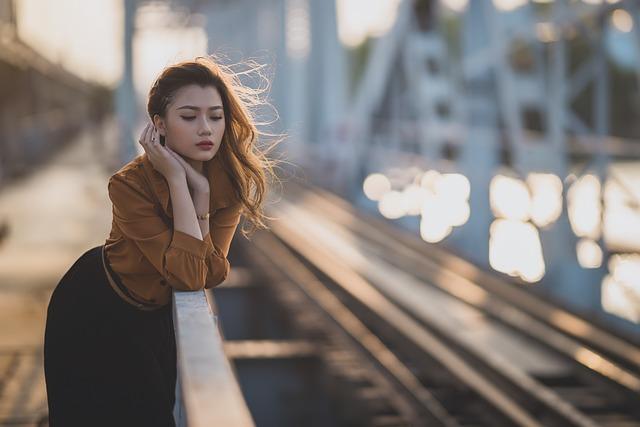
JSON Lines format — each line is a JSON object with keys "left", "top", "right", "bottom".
{"left": 152, "top": 114, "right": 167, "bottom": 136}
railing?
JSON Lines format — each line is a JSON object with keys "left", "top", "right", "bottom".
{"left": 172, "top": 290, "right": 255, "bottom": 427}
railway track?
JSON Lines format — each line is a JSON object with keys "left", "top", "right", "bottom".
{"left": 241, "top": 182, "right": 640, "bottom": 426}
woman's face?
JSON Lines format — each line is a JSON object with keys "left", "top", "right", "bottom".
{"left": 155, "top": 84, "right": 226, "bottom": 162}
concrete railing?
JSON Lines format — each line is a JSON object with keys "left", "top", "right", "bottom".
{"left": 172, "top": 290, "right": 255, "bottom": 427}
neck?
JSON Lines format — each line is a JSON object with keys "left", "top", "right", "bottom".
{"left": 186, "top": 158, "right": 204, "bottom": 174}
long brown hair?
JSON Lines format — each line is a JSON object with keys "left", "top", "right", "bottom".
{"left": 147, "top": 55, "right": 283, "bottom": 236}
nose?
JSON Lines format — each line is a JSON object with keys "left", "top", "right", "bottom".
{"left": 198, "top": 118, "right": 212, "bottom": 136}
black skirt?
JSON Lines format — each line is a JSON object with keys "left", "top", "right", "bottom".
{"left": 44, "top": 245, "right": 177, "bottom": 427}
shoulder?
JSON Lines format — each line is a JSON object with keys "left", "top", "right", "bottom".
{"left": 107, "top": 156, "right": 152, "bottom": 204}
{"left": 111, "top": 155, "right": 145, "bottom": 179}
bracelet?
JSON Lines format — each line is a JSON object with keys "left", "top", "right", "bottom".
{"left": 196, "top": 212, "right": 210, "bottom": 220}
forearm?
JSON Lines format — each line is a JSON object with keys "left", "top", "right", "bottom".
{"left": 193, "top": 189, "right": 210, "bottom": 238}
{"left": 168, "top": 176, "right": 202, "bottom": 240}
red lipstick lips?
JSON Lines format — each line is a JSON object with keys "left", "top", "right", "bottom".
{"left": 196, "top": 140, "right": 214, "bottom": 150}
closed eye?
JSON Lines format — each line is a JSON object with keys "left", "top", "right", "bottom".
{"left": 181, "top": 116, "right": 223, "bottom": 121}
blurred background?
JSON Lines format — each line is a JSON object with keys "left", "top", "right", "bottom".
{"left": 1, "top": 0, "right": 640, "bottom": 425}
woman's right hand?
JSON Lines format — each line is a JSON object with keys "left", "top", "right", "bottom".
{"left": 138, "top": 122, "right": 185, "bottom": 181}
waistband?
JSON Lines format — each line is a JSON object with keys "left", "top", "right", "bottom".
{"left": 100, "top": 245, "right": 165, "bottom": 312}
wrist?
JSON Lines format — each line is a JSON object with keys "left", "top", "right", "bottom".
{"left": 167, "top": 174, "right": 188, "bottom": 188}
{"left": 193, "top": 191, "right": 209, "bottom": 215}
{"left": 192, "top": 182, "right": 210, "bottom": 195}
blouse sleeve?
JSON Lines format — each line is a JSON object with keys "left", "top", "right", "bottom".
{"left": 108, "top": 174, "right": 211, "bottom": 291}
{"left": 203, "top": 202, "right": 243, "bottom": 289}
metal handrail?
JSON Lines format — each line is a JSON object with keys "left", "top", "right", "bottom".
{"left": 172, "top": 290, "right": 255, "bottom": 427}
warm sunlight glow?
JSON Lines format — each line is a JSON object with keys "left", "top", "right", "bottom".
{"left": 576, "top": 238, "right": 603, "bottom": 269}
{"left": 436, "top": 173, "right": 471, "bottom": 201}
{"left": 446, "top": 199, "right": 471, "bottom": 227}
{"left": 420, "top": 194, "right": 453, "bottom": 243}
{"left": 440, "top": 0, "right": 469, "bottom": 12}
{"left": 363, "top": 173, "right": 392, "bottom": 201}
{"left": 492, "top": 0, "right": 528, "bottom": 11}
{"left": 417, "top": 171, "right": 471, "bottom": 242}
{"left": 610, "top": 254, "right": 640, "bottom": 288}
{"left": 336, "top": 0, "right": 402, "bottom": 47}
{"left": 602, "top": 276, "right": 639, "bottom": 323}
{"left": 603, "top": 174, "right": 640, "bottom": 252}
{"left": 402, "top": 184, "right": 430, "bottom": 216}
{"left": 568, "top": 174, "right": 602, "bottom": 239}
{"left": 611, "top": 9, "right": 634, "bottom": 33}
{"left": 286, "top": 0, "right": 311, "bottom": 58}
{"left": 15, "top": 0, "right": 122, "bottom": 85}
{"left": 602, "top": 254, "right": 640, "bottom": 323}
{"left": 434, "top": 174, "right": 471, "bottom": 227}
{"left": 134, "top": 4, "right": 207, "bottom": 98}
{"left": 379, "top": 191, "right": 407, "bottom": 219}
{"left": 527, "top": 173, "right": 563, "bottom": 227}
{"left": 536, "top": 22, "right": 559, "bottom": 43}
{"left": 420, "top": 170, "right": 442, "bottom": 190}
{"left": 490, "top": 175, "right": 531, "bottom": 221}
{"left": 489, "top": 219, "right": 545, "bottom": 282}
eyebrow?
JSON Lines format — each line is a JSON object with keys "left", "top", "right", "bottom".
{"left": 176, "top": 105, "right": 223, "bottom": 111}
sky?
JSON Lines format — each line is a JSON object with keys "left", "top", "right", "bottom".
{"left": 14, "top": 0, "right": 399, "bottom": 88}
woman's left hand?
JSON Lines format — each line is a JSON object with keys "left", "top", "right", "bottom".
{"left": 165, "top": 147, "right": 210, "bottom": 195}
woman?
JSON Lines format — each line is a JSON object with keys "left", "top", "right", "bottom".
{"left": 43, "top": 56, "right": 278, "bottom": 426}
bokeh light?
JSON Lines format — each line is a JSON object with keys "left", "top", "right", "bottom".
{"left": 602, "top": 254, "right": 640, "bottom": 323}
{"left": 492, "top": 0, "right": 528, "bottom": 12}
{"left": 286, "top": 0, "right": 311, "bottom": 59}
{"left": 490, "top": 174, "right": 531, "bottom": 221}
{"left": 420, "top": 213, "right": 453, "bottom": 243}
{"left": 611, "top": 9, "right": 633, "bottom": 33}
{"left": 402, "top": 184, "right": 430, "bottom": 216}
{"left": 577, "top": 238, "right": 603, "bottom": 269}
{"left": 435, "top": 173, "right": 471, "bottom": 202}
{"left": 418, "top": 171, "right": 471, "bottom": 242}
{"left": 568, "top": 174, "right": 602, "bottom": 239}
{"left": 363, "top": 173, "right": 392, "bottom": 201}
{"left": 489, "top": 219, "right": 545, "bottom": 282}
{"left": 439, "top": 0, "right": 469, "bottom": 13}
{"left": 527, "top": 173, "right": 563, "bottom": 227}
{"left": 378, "top": 190, "right": 407, "bottom": 219}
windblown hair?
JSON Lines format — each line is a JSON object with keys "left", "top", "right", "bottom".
{"left": 147, "top": 55, "right": 283, "bottom": 237}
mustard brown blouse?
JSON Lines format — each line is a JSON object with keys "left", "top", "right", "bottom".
{"left": 103, "top": 152, "right": 242, "bottom": 310}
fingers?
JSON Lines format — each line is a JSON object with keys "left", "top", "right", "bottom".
{"left": 147, "top": 124, "right": 157, "bottom": 146}
{"left": 165, "top": 147, "right": 188, "bottom": 166}
{"left": 139, "top": 124, "right": 185, "bottom": 175}
{"left": 142, "top": 123, "right": 153, "bottom": 144}
{"left": 150, "top": 126, "right": 158, "bottom": 145}
{"left": 138, "top": 123, "right": 151, "bottom": 152}
{"left": 139, "top": 123, "right": 161, "bottom": 156}
{"left": 164, "top": 145, "right": 179, "bottom": 158}
{"left": 165, "top": 145, "right": 178, "bottom": 156}
{"left": 166, "top": 148, "right": 186, "bottom": 168}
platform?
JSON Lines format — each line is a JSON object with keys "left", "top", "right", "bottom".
{"left": 0, "top": 125, "right": 114, "bottom": 425}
